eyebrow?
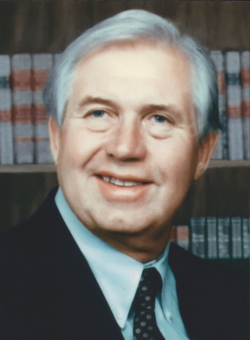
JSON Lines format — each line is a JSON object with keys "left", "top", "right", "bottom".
{"left": 77, "top": 96, "right": 183, "bottom": 119}
{"left": 78, "top": 96, "right": 119, "bottom": 109}
{"left": 141, "top": 104, "right": 183, "bottom": 119}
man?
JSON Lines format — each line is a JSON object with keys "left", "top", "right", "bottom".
{"left": 0, "top": 9, "right": 248, "bottom": 340}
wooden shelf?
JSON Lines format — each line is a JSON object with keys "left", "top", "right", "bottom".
{"left": 0, "top": 164, "right": 56, "bottom": 173}
{"left": 0, "top": 160, "right": 248, "bottom": 173}
{"left": 208, "top": 160, "right": 250, "bottom": 168}
{"left": 0, "top": 2, "right": 249, "bottom": 54}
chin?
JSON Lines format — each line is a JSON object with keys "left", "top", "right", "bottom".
{"left": 91, "top": 210, "right": 155, "bottom": 236}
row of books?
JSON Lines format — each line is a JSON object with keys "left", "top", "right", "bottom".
{"left": 0, "top": 53, "right": 61, "bottom": 164}
{"left": 172, "top": 217, "right": 249, "bottom": 259}
{"left": 210, "top": 51, "right": 250, "bottom": 160}
{"left": 0, "top": 51, "right": 249, "bottom": 164}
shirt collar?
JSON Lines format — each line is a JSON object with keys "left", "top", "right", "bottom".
{"left": 55, "top": 187, "right": 171, "bottom": 328}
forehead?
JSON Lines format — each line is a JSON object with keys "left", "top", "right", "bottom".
{"left": 75, "top": 41, "right": 190, "bottom": 81}
{"left": 69, "top": 43, "right": 193, "bottom": 115}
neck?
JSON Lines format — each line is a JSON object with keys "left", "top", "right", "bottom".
{"left": 94, "top": 228, "right": 171, "bottom": 263}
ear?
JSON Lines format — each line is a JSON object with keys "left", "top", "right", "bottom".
{"left": 194, "top": 132, "right": 218, "bottom": 180}
{"left": 48, "top": 117, "right": 61, "bottom": 165}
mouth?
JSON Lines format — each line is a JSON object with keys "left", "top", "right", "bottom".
{"left": 96, "top": 175, "right": 150, "bottom": 187}
{"left": 95, "top": 173, "right": 152, "bottom": 201}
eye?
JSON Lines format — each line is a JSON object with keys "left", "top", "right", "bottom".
{"left": 91, "top": 110, "right": 106, "bottom": 118}
{"left": 150, "top": 115, "right": 167, "bottom": 123}
{"left": 83, "top": 108, "right": 115, "bottom": 132}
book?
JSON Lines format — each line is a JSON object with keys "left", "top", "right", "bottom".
{"left": 210, "top": 51, "right": 226, "bottom": 159}
{"left": 217, "top": 217, "right": 230, "bottom": 258}
{"left": 175, "top": 217, "right": 249, "bottom": 259}
{"left": 32, "top": 54, "right": 53, "bottom": 163}
{"left": 225, "top": 51, "right": 244, "bottom": 160}
{"left": 190, "top": 218, "right": 206, "bottom": 258}
{"left": 206, "top": 217, "right": 217, "bottom": 259}
{"left": 0, "top": 89, "right": 14, "bottom": 165}
{"left": 11, "top": 54, "right": 33, "bottom": 164}
{"left": 231, "top": 217, "right": 242, "bottom": 259}
{"left": 176, "top": 225, "right": 189, "bottom": 251}
{"left": 241, "top": 51, "right": 250, "bottom": 160}
{"left": 170, "top": 225, "right": 177, "bottom": 243}
{"left": 242, "top": 218, "right": 249, "bottom": 259}
{"left": 0, "top": 55, "right": 14, "bottom": 164}
{"left": 53, "top": 52, "right": 62, "bottom": 66}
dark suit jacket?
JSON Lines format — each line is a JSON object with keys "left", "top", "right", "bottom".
{"left": 0, "top": 188, "right": 248, "bottom": 340}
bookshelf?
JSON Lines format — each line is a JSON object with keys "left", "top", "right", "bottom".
{"left": 0, "top": 1, "right": 249, "bottom": 269}
{"left": 0, "top": 160, "right": 248, "bottom": 173}
{"left": 0, "top": 164, "right": 56, "bottom": 173}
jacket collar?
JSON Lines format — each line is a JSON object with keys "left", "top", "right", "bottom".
{"left": 26, "top": 187, "right": 124, "bottom": 340}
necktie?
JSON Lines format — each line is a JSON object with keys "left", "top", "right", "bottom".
{"left": 133, "top": 267, "right": 165, "bottom": 340}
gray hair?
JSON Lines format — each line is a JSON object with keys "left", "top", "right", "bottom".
{"left": 44, "top": 9, "right": 219, "bottom": 140}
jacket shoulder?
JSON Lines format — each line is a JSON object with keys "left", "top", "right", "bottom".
{"left": 0, "top": 187, "right": 59, "bottom": 263}
{"left": 169, "top": 243, "right": 249, "bottom": 340}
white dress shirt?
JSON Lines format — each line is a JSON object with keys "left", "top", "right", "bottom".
{"left": 55, "top": 188, "right": 189, "bottom": 340}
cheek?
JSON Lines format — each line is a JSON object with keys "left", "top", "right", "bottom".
{"left": 152, "top": 137, "right": 198, "bottom": 183}
{"left": 58, "top": 125, "right": 102, "bottom": 167}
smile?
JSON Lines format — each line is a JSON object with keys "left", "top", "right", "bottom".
{"left": 102, "top": 176, "right": 144, "bottom": 187}
{"left": 95, "top": 174, "right": 152, "bottom": 202}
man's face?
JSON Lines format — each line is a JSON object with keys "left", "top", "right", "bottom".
{"left": 50, "top": 44, "right": 211, "bottom": 243}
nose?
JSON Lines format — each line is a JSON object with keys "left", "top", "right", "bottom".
{"left": 105, "top": 114, "right": 147, "bottom": 161}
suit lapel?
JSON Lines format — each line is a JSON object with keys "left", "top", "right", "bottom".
{"left": 28, "top": 190, "right": 219, "bottom": 340}
{"left": 28, "top": 189, "right": 125, "bottom": 340}
{"left": 169, "top": 243, "right": 216, "bottom": 340}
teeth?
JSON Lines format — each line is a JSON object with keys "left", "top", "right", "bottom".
{"left": 110, "top": 178, "right": 124, "bottom": 186}
{"left": 102, "top": 176, "right": 143, "bottom": 186}
{"left": 124, "top": 181, "right": 142, "bottom": 186}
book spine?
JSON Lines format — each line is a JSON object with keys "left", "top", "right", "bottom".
{"left": 241, "top": 51, "right": 250, "bottom": 160}
{"left": 32, "top": 54, "right": 53, "bottom": 163}
{"left": 210, "top": 51, "right": 226, "bottom": 159}
{"left": 217, "top": 217, "right": 231, "bottom": 258}
{"left": 242, "top": 218, "right": 250, "bottom": 259}
{"left": 53, "top": 52, "right": 62, "bottom": 66}
{"left": 225, "top": 51, "right": 244, "bottom": 160}
{"left": 206, "top": 217, "right": 218, "bottom": 259}
{"left": 170, "top": 225, "right": 177, "bottom": 243}
{"left": 221, "top": 52, "right": 229, "bottom": 159}
{"left": 11, "top": 54, "right": 34, "bottom": 164}
{"left": 190, "top": 218, "right": 206, "bottom": 258}
{"left": 0, "top": 55, "right": 14, "bottom": 164}
{"left": 231, "top": 217, "right": 242, "bottom": 258}
{"left": 176, "top": 225, "right": 189, "bottom": 251}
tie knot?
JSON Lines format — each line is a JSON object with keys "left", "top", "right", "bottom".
{"left": 139, "top": 268, "right": 162, "bottom": 295}
{"left": 133, "top": 267, "right": 162, "bottom": 310}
